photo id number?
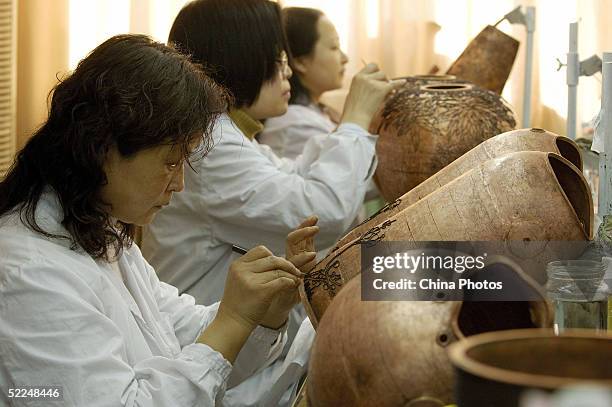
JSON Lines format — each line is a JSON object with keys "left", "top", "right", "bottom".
{"left": 7, "top": 386, "right": 63, "bottom": 400}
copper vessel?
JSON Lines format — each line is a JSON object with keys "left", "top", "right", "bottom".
{"left": 369, "top": 74, "right": 460, "bottom": 133}
{"left": 336, "top": 129, "right": 582, "bottom": 250}
{"left": 300, "top": 151, "right": 592, "bottom": 326}
{"left": 446, "top": 25, "right": 519, "bottom": 94}
{"left": 307, "top": 264, "right": 553, "bottom": 407}
{"left": 449, "top": 329, "right": 612, "bottom": 407}
{"left": 373, "top": 81, "right": 516, "bottom": 202}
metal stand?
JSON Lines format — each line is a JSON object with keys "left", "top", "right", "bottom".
{"left": 563, "top": 22, "right": 603, "bottom": 140}
{"left": 523, "top": 7, "right": 536, "bottom": 128}
{"left": 598, "top": 54, "right": 612, "bottom": 217}
{"left": 496, "top": 6, "right": 536, "bottom": 128}
{"left": 567, "top": 22, "right": 579, "bottom": 139}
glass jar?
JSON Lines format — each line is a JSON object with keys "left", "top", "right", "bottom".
{"left": 546, "top": 260, "right": 608, "bottom": 332}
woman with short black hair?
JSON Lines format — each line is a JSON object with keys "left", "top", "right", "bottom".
{"left": 0, "top": 34, "right": 317, "bottom": 406}
{"left": 143, "top": 0, "right": 403, "bottom": 405}
{"left": 146, "top": 0, "right": 400, "bottom": 307}
{"left": 168, "top": 0, "right": 290, "bottom": 110}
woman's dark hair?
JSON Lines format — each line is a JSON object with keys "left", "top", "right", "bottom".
{"left": 0, "top": 34, "right": 228, "bottom": 260}
{"left": 169, "top": 0, "right": 288, "bottom": 108}
{"left": 283, "top": 7, "right": 324, "bottom": 106}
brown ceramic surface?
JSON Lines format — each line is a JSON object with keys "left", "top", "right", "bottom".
{"left": 373, "top": 81, "right": 516, "bottom": 202}
{"left": 369, "top": 74, "right": 461, "bottom": 134}
{"left": 307, "top": 270, "right": 552, "bottom": 406}
{"left": 446, "top": 25, "right": 519, "bottom": 94}
{"left": 300, "top": 151, "right": 592, "bottom": 326}
{"left": 336, "top": 129, "right": 583, "bottom": 250}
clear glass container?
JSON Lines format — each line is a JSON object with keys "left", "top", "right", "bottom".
{"left": 546, "top": 260, "right": 607, "bottom": 332}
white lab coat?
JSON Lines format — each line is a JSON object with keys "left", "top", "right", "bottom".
{"left": 0, "top": 191, "right": 286, "bottom": 407}
{"left": 142, "top": 113, "right": 377, "bottom": 305}
{"left": 260, "top": 103, "right": 381, "bottom": 211}
{"left": 259, "top": 103, "right": 336, "bottom": 159}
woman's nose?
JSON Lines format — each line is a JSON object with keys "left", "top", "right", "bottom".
{"left": 168, "top": 163, "right": 185, "bottom": 193}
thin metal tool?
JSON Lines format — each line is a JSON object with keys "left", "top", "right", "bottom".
{"left": 231, "top": 244, "right": 248, "bottom": 255}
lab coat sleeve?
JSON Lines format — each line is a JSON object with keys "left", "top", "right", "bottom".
{"left": 0, "top": 262, "right": 231, "bottom": 407}
{"left": 202, "top": 122, "right": 377, "bottom": 253}
{"left": 146, "top": 257, "right": 287, "bottom": 389}
{"left": 264, "top": 116, "right": 330, "bottom": 160}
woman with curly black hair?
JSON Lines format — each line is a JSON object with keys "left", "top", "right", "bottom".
{"left": 0, "top": 34, "right": 317, "bottom": 406}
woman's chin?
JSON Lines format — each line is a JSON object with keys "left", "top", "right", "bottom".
{"left": 269, "top": 104, "right": 289, "bottom": 118}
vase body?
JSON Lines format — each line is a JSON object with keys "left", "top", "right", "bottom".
{"left": 373, "top": 81, "right": 516, "bottom": 202}
{"left": 336, "top": 128, "right": 582, "bottom": 250}
{"left": 307, "top": 270, "right": 552, "bottom": 407}
{"left": 446, "top": 25, "right": 519, "bottom": 94}
{"left": 300, "top": 151, "right": 592, "bottom": 326}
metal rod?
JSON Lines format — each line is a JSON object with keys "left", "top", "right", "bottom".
{"left": 599, "top": 57, "right": 612, "bottom": 217}
{"left": 566, "top": 22, "right": 579, "bottom": 139}
{"left": 521, "top": 7, "right": 536, "bottom": 128}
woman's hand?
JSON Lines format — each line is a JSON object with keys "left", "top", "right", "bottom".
{"left": 198, "top": 246, "right": 303, "bottom": 362}
{"left": 286, "top": 215, "right": 319, "bottom": 273}
{"left": 260, "top": 216, "right": 319, "bottom": 329}
{"left": 341, "top": 63, "right": 406, "bottom": 131}
{"left": 219, "top": 246, "right": 304, "bottom": 329}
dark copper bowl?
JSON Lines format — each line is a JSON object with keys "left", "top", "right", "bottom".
{"left": 448, "top": 329, "right": 612, "bottom": 407}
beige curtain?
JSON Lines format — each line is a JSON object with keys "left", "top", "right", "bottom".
{"left": 16, "top": 0, "right": 69, "bottom": 151}
{"left": 345, "top": 0, "right": 440, "bottom": 79}
{"left": 0, "top": 0, "right": 16, "bottom": 177}
{"left": 15, "top": 0, "right": 189, "bottom": 154}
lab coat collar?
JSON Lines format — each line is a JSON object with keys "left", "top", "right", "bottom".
{"left": 228, "top": 108, "right": 264, "bottom": 140}
{"left": 33, "top": 187, "right": 80, "bottom": 246}
{"left": 36, "top": 188, "right": 120, "bottom": 254}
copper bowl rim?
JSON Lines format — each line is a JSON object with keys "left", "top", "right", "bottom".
{"left": 413, "top": 74, "right": 457, "bottom": 81}
{"left": 448, "top": 328, "right": 612, "bottom": 389}
{"left": 421, "top": 83, "right": 473, "bottom": 92}
{"left": 392, "top": 74, "right": 458, "bottom": 81}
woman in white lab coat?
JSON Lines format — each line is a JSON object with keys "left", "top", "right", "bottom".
{"left": 0, "top": 34, "right": 318, "bottom": 407}
{"left": 259, "top": 7, "right": 347, "bottom": 159}
{"left": 259, "top": 7, "right": 382, "bottom": 219}
{"left": 143, "top": 0, "right": 401, "bottom": 406}
{"left": 142, "top": 1, "right": 402, "bottom": 404}
{"left": 144, "top": 0, "right": 401, "bottom": 311}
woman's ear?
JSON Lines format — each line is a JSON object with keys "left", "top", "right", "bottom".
{"left": 291, "top": 56, "right": 310, "bottom": 75}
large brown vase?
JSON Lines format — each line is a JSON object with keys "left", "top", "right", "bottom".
{"left": 446, "top": 25, "right": 520, "bottom": 94}
{"left": 335, "top": 128, "right": 583, "bottom": 250}
{"left": 373, "top": 81, "right": 516, "bottom": 202}
{"left": 300, "top": 151, "right": 592, "bottom": 326}
{"left": 307, "top": 265, "right": 553, "bottom": 407}
{"left": 449, "top": 329, "right": 612, "bottom": 407}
